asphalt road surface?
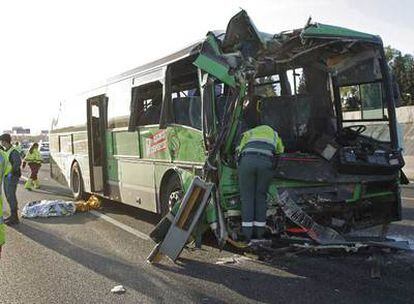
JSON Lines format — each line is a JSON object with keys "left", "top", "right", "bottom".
{"left": 1, "top": 166, "right": 414, "bottom": 304}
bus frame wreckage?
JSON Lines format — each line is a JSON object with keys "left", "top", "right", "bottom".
{"left": 148, "top": 10, "right": 409, "bottom": 262}
{"left": 49, "top": 10, "right": 410, "bottom": 261}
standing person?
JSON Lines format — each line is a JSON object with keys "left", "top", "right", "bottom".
{"left": 0, "top": 133, "right": 22, "bottom": 225}
{"left": 14, "top": 141, "right": 24, "bottom": 158}
{"left": 236, "top": 125, "right": 284, "bottom": 242}
{"left": 0, "top": 149, "right": 6, "bottom": 258}
{"left": 22, "top": 143, "right": 42, "bottom": 190}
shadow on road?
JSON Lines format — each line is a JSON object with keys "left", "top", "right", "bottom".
{"left": 29, "top": 184, "right": 73, "bottom": 198}
{"left": 22, "top": 213, "right": 97, "bottom": 225}
{"left": 17, "top": 179, "right": 73, "bottom": 198}
{"left": 156, "top": 251, "right": 414, "bottom": 304}
{"left": 11, "top": 222, "right": 224, "bottom": 303}
{"left": 98, "top": 199, "right": 161, "bottom": 226}
{"left": 9, "top": 216, "right": 414, "bottom": 303}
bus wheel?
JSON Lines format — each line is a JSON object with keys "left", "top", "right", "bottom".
{"left": 161, "top": 175, "right": 183, "bottom": 216}
{"left": 71, "top": 162, "right": 85, "bottom": 201}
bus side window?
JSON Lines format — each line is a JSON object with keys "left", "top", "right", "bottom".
{"left": 172, "top": 90, "right": 201, "bottom": 130}
{"left": 130, "top": 82, "right": 163, "bottom": 128}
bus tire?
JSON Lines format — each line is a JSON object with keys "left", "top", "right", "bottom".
{"left": 71, "top": 162, "right": 85, "bottom": 201}
{"left": 160, "top": 174, "right": 183, "bottom": 216}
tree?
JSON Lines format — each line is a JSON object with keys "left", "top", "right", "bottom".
{"left": 385, "top": 46, "right": 414, "bottom": 106}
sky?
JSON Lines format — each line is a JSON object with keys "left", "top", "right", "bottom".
{"left": 1, "top": 0, "right": 413, "bottom": 134}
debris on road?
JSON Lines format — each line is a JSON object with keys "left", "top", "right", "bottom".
{"left": 75, "top": 195, "right": 101, "bottom": 212}
{"left": 215, "top": 255, "right": 251, "bottom": 265}
{"left": 278, "top": 191, "right": 345, "bottom": 244}
{"left": 369, "top": 253, "right": 383, "bottom": 279}
{"left": 110, "top": 285, "right": 126, "bottom": 294}
{"left": 21, "top": 200, "right": 76, "bottom": 218}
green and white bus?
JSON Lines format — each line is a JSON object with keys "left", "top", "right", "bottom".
{"left": 51, "top": 11, "right": 406, "bottom": 240}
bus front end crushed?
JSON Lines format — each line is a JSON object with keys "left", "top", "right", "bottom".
{"left": 148, "top": 10, "right": 409, "bottom": 262}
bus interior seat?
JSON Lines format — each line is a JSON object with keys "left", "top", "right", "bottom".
{"left": 173, "top": 96, "right": 201, "bottom": 129}
{"left": 141, "top": 105, "right": 161, "bottom": 125}
{"left": 260, "top": 95, "right": 312, "bottom": 151}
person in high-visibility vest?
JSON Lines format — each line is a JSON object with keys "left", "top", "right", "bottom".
{"left": 0, "top": 133, "right": 22, "bottom": 225}
{"left": 0, "top": 149, "right": 6, "bottom": 258}
{"left": 236, "top": 125, "right": 284, "bottom": 241}
{"left": 14, "top": 141, "right": 24, "bottom": 158}
{"left": 22, "top": 142, "right": 42, "bottom": 190}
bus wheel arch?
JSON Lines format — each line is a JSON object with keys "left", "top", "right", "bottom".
{"left": 159, "top": 169, "right": 183, "bottom": 216}
{"left": 70, "top": 161, "right": 85, "bottom": 201}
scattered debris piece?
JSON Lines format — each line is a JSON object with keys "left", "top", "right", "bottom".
{"left": 278, "top": 191, "right": 345, "bottom": 244}
{"left": 215, "top": 256, "right": 238, "bottom": 265}
{"left": 111, "top": 285, "right": 126, "bottom": 294}
{"left": 75, "top": 195, "right": 101, "bottom": 212}
{"left": 21, "top": 200, "right": 76, "bottom": 218}
{"left": 370, "top": 253, "right": 383, "bottom": 279}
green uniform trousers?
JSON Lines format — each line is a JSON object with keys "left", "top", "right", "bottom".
{"left": 238, "top": 153, "right": 273, "bottom": 240}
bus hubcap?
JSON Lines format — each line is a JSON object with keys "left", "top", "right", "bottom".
{"left": 168, "top": 190, "right": 182, "bottom": 211}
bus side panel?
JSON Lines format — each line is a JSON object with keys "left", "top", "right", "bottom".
{"left": 50, "top": 134, "right": 69, "bottom": 186}
{"left": 105, "top": 131, "right": 121, "bottom": 201}
{"left": 50, "top": 131, "right": 91, "bottom": 194}
{"left": 166, "top": 126, "right": 205, "bottom": 163}
{"left": 118, "top": 158, "right": 157, "bottom": 212}
{"left": 108, "top": 129, "right": 157, "bottom": 212}
{"left": 72, "top": 131, "right": 91, "bottom": 192}
{"left": 139, "top": 126, "right": 171, "bottom": 161}
{"left": 138, "top": 125, "right": 204, "bottom": 163}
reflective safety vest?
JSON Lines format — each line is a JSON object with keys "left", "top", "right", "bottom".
{"left": 237, "top": 125, "right": 284, "bottom": 156}
{"left": 24, "top": 149, "right": 42, "bottom": 164}
{"left": 0, "top": 151, "right": 6, "bottom": 246}
{"left": 14, "top": 144, "right": 22, "bottom": 154}
{"left": 4, "top": 146, "right": 18, "bottom": 176}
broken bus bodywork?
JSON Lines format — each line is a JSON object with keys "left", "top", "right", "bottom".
{"left": 178, "top": 10, "right": 406, "bottom": 243}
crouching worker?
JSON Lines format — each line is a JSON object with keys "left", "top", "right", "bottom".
{"left": 236, "top": 125, "right": 284, "bottom": 242}
{"left": 23, "top": 143, "right": 42, "bottom": 190}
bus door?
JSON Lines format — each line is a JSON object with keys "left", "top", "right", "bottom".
{"left": 87, "top": 95, "right": 108, "bottom": 194}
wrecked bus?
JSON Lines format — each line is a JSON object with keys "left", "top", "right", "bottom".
{"left": 50, "top": 11, "right": 406, "bottom": 245}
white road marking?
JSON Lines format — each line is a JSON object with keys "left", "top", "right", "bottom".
{"left": 89, "top": 210, "right": 151, "bottom": 241}
{"left": 402, "top": 196, "right": 414, "bottom": 202}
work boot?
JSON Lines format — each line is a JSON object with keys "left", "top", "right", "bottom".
{"left": 242, "top": 227, "right": 253, "bottom": 242}
{"left": 33, "top": 179, "right": 40, "bottom": 189}
{"left": 5, "top": 212, "right": 19, "bottom": 226}
{"left": 24, "top": 178, "right": 33, "bottom": 190}
{"left": 255, "top": 227, "right": 266, "bottom": 239}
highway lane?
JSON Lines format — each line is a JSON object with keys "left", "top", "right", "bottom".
{"left": 1, "top": 166, "right": 413, "bottom": 304}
